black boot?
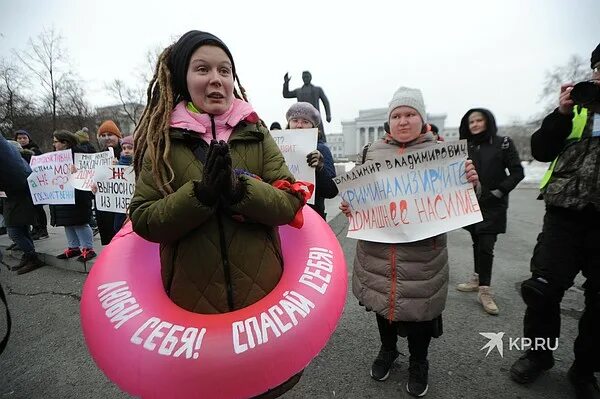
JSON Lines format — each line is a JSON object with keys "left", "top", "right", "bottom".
{"left": 370, "top": 346, "right": 399, "bottom": 381}
{"left": 10, "top": 253, "right": 31, "bottom": 271}
{"left": 569, "top": 363, "right": 600, "bottom": 399}
{"left": 16, "top": 253, "right": 45, "bottom": 275}
{"left": 32, "top": 228, "right": 49, "bottom": 240}
{"left": 510, "top": 350, "right": 555, "bottom": 384}
{"left": 406, "top": 359, "right": 429, "bottom": 397}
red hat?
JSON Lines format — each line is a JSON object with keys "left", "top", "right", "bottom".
{"left": 97, "top": 120, "right": 122, "bottom": 138}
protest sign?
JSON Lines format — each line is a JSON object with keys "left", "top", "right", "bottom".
{"left": 94, "top": 165, "right": 136, "bottom": 214}
{"left": 27, "top": 150, "right": 75, "bottom": 205}
{"left": 70, "top": 149, "right": 114, "bottom": 191}
{"left": 271, "top": 128, "right": 317, "bottom": 204}
{"left": 334, "top": 140, "right": 482, "bottom": 243}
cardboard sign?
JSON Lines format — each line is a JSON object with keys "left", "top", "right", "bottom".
{"left": 70, "top": 149, "right": 115, "bottom": 191}
{"left": 27, "top": 150, "right": 75, "bottom": 205}
{"left": 334, "top": 141, "right": 483, "bottom": 243}
{"left": 271, "top": 128, "right": 318, "bottom": 204}
{"left": 94, "top": 165, "right": 136, "bottom": 214}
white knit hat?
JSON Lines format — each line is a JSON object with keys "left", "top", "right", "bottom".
{"left": 387, "top": 87, "right": 427, "bottom": 123}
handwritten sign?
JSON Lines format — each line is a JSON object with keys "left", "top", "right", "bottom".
{"left": 94, "top": 165, "right": 136, "bottom": 214}
{"left": 27, "top": 150, "right": 75, "bottom": 205}
{"left": 70, "top": 150, "right": 114, "bottom": 191}
{"left": 334, "top": 141, "right": 482, "bottom": 243}
{"left": 271, "top": 129, "right": 317, "bottom": 205}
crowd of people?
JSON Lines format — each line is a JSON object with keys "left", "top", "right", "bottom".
{"left": 0, "top": 121, "right": 126, "bottom": 273}
{"left": 1, "top": 31, "right": 598, "bottom": 399}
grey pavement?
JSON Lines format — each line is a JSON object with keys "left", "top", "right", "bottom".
{"left": 0, "top": 187, "right": 587, "bottom": 398}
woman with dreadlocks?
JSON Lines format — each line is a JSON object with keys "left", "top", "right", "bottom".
{"left": 129, "top": 31, "right": 307, "bottom": 397}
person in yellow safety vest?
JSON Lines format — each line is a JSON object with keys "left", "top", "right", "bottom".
{"left": 510, "top": 43, "right": 600, "bottom": 399}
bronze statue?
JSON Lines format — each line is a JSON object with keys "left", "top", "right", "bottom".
{"left": 283, "top": 71, "right": 332, "bottom": 125}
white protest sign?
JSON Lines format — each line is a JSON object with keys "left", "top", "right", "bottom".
{"left": 69, "top": 149, "right": 115, "bottom": 191}
{"left": 334, "top": 140, "right": 483, "bottom": 243}
{"left": 27, "top": 150, "right": 75, "bottom": 205}
{"left": 94, "top": 165, "right": 136, "bottom": 214}
{"left": 271, "top": 128, "right": 317, "bottom": 204}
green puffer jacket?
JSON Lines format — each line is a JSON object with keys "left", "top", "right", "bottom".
{"left": 130, "top": 122, "right": 303, "bottom": 314}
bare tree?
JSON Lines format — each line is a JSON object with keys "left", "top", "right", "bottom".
{"left": 139, "top": 46, "right": 162, "bottom": 84}
{"left": 57, "top": 76, "right": 92, "bottom": 128}
{"left": 0, "top": 58, "right": 35, "bottom": 136}
{"left": 103, "top": 45, "right": 162, "bottom": 129}
{"left": 106, "top": 79, "right": 145, "bottom": 125}
{"left": 536, "top": 55, "right": 590, "bottom": 120}
{"left": 13, "top": 27, "right": 71, "bottom": 131}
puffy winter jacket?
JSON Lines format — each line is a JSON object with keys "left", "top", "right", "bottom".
{"left": 130, "top": 121, "right": 304, "bottom": 314}
{"left": 352, "top": 132, "right": 449, "bottom": 322}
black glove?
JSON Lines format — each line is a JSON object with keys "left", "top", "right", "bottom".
{"left": 306, "top": 150, "right": 324, "bottom": 170}
{"left": 194, "top": 140, "right": 228, "bottom": 205}
{"left": 219, "top": 143, "right": 246, "bottom": 204}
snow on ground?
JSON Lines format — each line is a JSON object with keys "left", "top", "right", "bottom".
{"left": 521, "top": 160, "right": 550, "bottom": 184}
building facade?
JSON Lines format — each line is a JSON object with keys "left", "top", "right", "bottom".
{"left": 325, "top": 133, "right": 345, "bottom": 160}
{"left": 96, "top": 103, "right": 144, "bottom": 136}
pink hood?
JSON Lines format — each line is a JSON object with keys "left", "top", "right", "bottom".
{"left": 170, "top": 99, "right": 259, "bottom": 144}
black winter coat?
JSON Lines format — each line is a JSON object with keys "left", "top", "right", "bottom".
{"left": 22, "top": 141, "right": 42, "bottom": 156}
{"left": 49, "top": 146, "right": 93, "bottom": 227}
{"left": 459, "top": 108, "right": 525, "bottom": 234}
{"left": 77, "top": 141, "right": 97, "bottom": 154}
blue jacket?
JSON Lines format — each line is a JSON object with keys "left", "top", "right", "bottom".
{"left": 0, "top": 135, "right": 35, "bottom": 226}
{"left": 309, "top": 141, "right": 338, "bottom": 219}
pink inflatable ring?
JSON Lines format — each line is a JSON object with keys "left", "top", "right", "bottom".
{"left": 80, "top": 206, "right": 347, "bottom": 398}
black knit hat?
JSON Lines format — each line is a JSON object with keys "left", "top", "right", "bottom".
{"left": 168, "top": 30, "right": 236, "bottom": 102}
{"left": 591, "top": 42, "right": 600, "bottom": 69}
{"left": 13, "top": 129, "right": 31, "bottom": 140}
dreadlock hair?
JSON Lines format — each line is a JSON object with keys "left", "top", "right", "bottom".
{"left": 133, "top": 44, "right": 249, "bottom": 196}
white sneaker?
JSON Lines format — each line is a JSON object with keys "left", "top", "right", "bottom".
{"left": 457, "top": 273, "right": 479, "bottom": 292}
{"left": 478, "top": 286, "right": 499, "bottom": 315}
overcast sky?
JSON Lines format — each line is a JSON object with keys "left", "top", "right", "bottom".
{"left": 1, "top": 0, "right": 598, "bottom": 131}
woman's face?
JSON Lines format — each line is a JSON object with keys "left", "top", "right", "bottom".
{"left": 16, "top": 134, "right": 30, "bottom": 146}
{"left": 388, "top": 106, "right": 423, "bottom": 143}
{"left": 288, "top": 118, "right": 314, "bottom": 129}
{"left": 186, "top": 45, "right": 234, "bottom": 115}
{"left": 468, "top": 112, "right": 487, "bottom": 135}
{"left": 121, "top": 143, "right": 134, "bottom": 157}
{"left": 53, "top": 137, "right": 68, "bottom": 151}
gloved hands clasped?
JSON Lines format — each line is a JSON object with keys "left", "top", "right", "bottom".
{"left": 194, "top": 140, "right": 244, "bottom": 206}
